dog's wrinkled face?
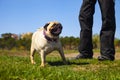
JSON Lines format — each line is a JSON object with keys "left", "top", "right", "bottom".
{"left": 44, "top": 22, "right": 63, "bottom": 36}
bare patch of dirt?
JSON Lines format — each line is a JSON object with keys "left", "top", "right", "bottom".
{"left": 0, "top": 50, "right": 29, "bottom": 57}
{"left": 0, "top": 50, "right": 120, "bottom": 60}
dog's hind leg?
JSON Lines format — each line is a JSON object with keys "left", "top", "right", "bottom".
{"left": 30, "top": 46, "right": 36, "bottom": 64}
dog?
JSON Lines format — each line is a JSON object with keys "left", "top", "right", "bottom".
{"left": 30, "top": 21, "right": 67, "bottom": 67}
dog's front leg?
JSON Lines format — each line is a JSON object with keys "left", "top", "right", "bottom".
{"left": 58, "top": 47, "right": 67, "bottom": 64}
{"left": 40, "top": 50, "right": 46, "bottom": 67}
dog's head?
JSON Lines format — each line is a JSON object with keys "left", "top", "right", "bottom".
{"left": 44, "top": 21, "right": 63, "bottom": 37}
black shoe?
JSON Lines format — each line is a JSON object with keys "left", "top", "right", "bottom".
{"left": 69, "top": 54, "right": 93, "bottom": 60}
{"left": 76, "top": 54, "right": 93, "bottom": 59}
{"left": 98, "top": 56, "right": 114, "bottom": 61}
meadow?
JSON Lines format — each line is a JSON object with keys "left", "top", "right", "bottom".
{"left": 0, "top": 50, "right": 120, "bottom": 80}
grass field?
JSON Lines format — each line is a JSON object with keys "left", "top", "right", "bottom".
{"left": 0, "top": 50, "right": 120, "bottom": 80}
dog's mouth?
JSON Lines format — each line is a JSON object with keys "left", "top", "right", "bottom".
{"left": 51, "top": 24, "right": 62, "bottom": 36}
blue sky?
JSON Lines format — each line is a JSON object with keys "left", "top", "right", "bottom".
{"left": 0, "top": 0, "right": 120, "bottom": 38}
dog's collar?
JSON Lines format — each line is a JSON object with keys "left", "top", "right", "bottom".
{"left": 43, "top": 30, "right": 58, "bottom": 42}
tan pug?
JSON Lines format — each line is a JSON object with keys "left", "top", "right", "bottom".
{"left": 30, "top": 21, "right": 67, "bottom": 67}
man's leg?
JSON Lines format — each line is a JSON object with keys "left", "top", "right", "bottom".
{"left": 77, "top": 0, "right": 96, "bottom": 58}
{"left": 98, "top": 0, "right": 116, "bottom": 61}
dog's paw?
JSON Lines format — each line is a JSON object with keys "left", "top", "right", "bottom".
{"left": 40, "top": 64, "right": 45, "bottom": 67}
{"left": 31, "top": 61, "right": 36, "bottom": 64}
{"left": 40, "top": 63, "right": 49, "bottom": 67}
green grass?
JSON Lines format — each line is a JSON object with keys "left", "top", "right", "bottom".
{"left": 0, "top": 50, "right": 120, "bottom": 80}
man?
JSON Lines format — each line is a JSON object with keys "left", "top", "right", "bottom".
{"left": 75, "top": 0, "right": 116, "bottom": 61}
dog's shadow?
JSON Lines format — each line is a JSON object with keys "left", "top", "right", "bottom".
{"left": 48, "top": 60, "right": 90, "bottom": 66}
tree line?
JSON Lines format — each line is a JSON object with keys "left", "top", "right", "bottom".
{"left": 0, "top": 33, "right": 120, "bottom": 50}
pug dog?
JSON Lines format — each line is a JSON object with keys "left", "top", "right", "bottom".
{"left": 30, "top": 21, "right": 67, "bottom": 67}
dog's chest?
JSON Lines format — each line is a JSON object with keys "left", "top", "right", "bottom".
{"left": 44, "top": 42, "right": 59, "bottom": 53}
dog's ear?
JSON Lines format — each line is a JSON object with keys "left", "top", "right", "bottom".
{"left": 44, "top": 23, "right": 49, "bottom": 30}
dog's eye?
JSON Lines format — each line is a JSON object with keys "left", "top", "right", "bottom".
{"left": 52, "top": 24, "right": 57, "bottom": 27}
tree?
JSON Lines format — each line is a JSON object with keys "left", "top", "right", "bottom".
{"left": 114, "top": 38, "right": 120, "bottom": 48}
{"left": 1, "top": 33, "right": 12, "bottom": 39}
{"left": 92, "top": 34, "right": 100, "bottom": 49}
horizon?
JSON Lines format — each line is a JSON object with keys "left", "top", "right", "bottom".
{"left": 0, "top": 0, "right": 120, "bottom": 39}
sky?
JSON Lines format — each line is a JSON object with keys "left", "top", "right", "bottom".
{"left": 0, "top": 0, "right": 120, "bottom": 38}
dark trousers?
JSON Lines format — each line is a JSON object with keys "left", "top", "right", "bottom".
{"left": 78, "top": 0, "right": 116, "bottom": 59}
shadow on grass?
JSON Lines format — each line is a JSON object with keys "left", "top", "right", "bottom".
{"left": 48, "top": 61, "right": 90, "bottom": 66}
